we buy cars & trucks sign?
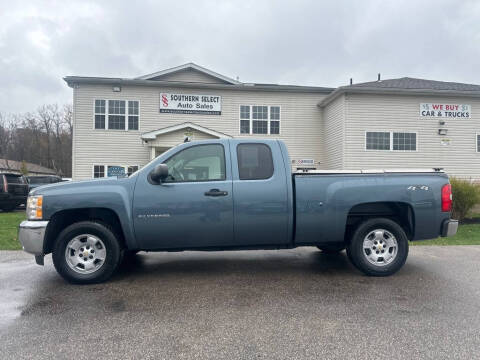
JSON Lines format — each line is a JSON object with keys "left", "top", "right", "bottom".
{"left": 160, "top": 93, "right": 221, "bottom": 115}
{"left": 420, "top": 103, "right": 471, "bottom": 118}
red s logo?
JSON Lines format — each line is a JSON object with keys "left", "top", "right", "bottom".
{"left": 161, "top": 94, "right": 168, "bottom": 107}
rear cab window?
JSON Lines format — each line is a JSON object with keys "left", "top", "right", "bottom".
{"left": 5, "top": 175, "right": 26, "bottom": 184}
{"left": 237, "top": 143, "right": 274, "bottom": 180}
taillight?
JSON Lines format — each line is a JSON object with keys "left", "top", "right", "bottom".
{"left": 441, "top": 184, "right": 452, "bottom": 212}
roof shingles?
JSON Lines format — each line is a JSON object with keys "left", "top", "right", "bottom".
{"left": 346, "top": 77, "right": 480, "bottom": 91}
{"left": 0, "top": 159, "right": 56, "bottom": 175}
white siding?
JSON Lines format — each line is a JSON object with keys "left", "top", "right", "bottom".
{"left": 150, "top": 69, "right": 228, "bottom": 84}
{"left": 73, "top": 84, "right": 327, "bottom": 179}
{"left": 343, "top": 93, "right": 480, "bottom": 179}
{"left": 322, "top": 94, "right": 345, "bottom": 169}
{"left": 148, "top": 128, "right": 217, "bottom": 147}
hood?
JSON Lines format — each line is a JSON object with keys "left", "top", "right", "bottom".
{"left": 29, "top": 177, "right": 126, "bottom": 196}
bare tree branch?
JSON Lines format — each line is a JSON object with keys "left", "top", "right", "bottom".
{"left": 0, "top": 104, "right": 73, "bottom": 176}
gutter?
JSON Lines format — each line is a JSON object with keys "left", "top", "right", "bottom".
{"left": 63, "top": 76, "right": 334, "bottom": 94}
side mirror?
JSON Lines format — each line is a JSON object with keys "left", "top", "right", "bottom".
{"left": 150, "top": 164, "right": 169, "bottom": 184}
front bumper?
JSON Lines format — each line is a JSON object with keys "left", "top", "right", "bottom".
{"left": 18, "top": 220, "right": 49, "bottom": 256}
{"left": 441, "top": 219, "right": 459, "bottom": 237}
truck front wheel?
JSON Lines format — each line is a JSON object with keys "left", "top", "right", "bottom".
{"left": 52, "top": 221, "right": 122, "bottom": 284}
{"left": 346, "top": 218, "right": 409, "bottom": 276}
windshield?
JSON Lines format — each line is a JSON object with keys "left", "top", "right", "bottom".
{"left": 27, "top": 176, "right": 58, "bottom": 184}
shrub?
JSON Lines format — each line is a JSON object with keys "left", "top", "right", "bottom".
{"left": 450, "top": 178, "right": 480, "bottom": 221}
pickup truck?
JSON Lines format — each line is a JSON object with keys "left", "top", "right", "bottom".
{"left": 18, "top": 139, "right": 458, "bottom": 284}
{"left": 27, "top": 175, "right": 63, "bottom": 190}
{"left": 1, "top": 173, "right": 29, "bottom": 212}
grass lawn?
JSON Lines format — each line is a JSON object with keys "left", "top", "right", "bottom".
{"left": 0, "top": 212, "right": 479, "bottom": 250}
{"left": 411, "top": 222, "right": 480, "bottom": 245}
{"left": 0, "top": 211, "right": 26, "bottom": 250}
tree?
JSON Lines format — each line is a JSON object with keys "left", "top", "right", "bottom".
{"left": 0, "top": 104, "right": 73, "bottom": 177}
{"left": 63, "top": 104, "right": 73, "bottom": 136}
{"left": 20, "top": 160, "right": 29, "bottom": 176}
{"left": 0, "top": 113, "right": 15, "bottom": 168}
{"left": 37, "top": 105, "right": 55, "bottom": 169}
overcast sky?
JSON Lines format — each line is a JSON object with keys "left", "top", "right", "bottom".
{"left": 1, "top": 0, "right": 479, "bottom": 113}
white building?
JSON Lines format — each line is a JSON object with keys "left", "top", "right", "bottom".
{"left": 64, "top": 63, "right": 480, "bottom": 180}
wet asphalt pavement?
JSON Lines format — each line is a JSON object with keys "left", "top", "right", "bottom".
{"left": 1, "top": 246, "right": 480, "bottom": 360}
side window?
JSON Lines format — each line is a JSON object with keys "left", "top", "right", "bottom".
{"left": 127, "top": 166, "right": 139, "bottom": 176}
{"left": 164, "top": 144, "right": 226, "bottom": 182}
{"left": 93, "top": 165, "right": 105, "bottom": 178}
{"left": 94, "top": 100, "right": 106, "bottom": 129}
{"left": 366, "top": 131, "right": 390, "bottom": 150}
{"left": 237, "top": 143, "right": 274, "bottom": 180}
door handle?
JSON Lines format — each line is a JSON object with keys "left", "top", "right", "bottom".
{"left": 204, "top": 189, "right": 228, "bottom": 197}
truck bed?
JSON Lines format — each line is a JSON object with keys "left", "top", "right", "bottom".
{"left": 293, "top": 168, "right": 445, "bottom": 175}
{"left": 292, "top": 169, "right": 450, "bottom": 245}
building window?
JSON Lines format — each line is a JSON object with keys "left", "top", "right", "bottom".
{"left": 237, "top": 143, "right": 274, "bottom": 180}
{"left": 366, "top": 132, "right": 391, "bottom": 150}
{"left": 93, "top": 165, "right": 138, "bottom": 178}
{"left": 240, "top": 105, "right": 250, "bottom": 134}
{"left": 128, "top": 101, "right": 139, "bottom": 130}
{"left": 252, "top": 106, "right": 268, "bottom": 134}
{"left": 108, "top": 100, "right": 126, "bottom": 129}
{"left": 393, "top": 132, "right": 417, "bottom": 151}
{"left": 127, "top": 165, "right": 139, "bottom": 176}
{"left": 94, "top": 100, "right": 106, "bottom": 129}
{"left": 270, "top": 106, "right": 280, "bottom": 134}
{"left": 94, "top": 99, "right": 139, "bottom": 130}
{"left": 477, "top": 134, "right": 480, "bottom": 152}
{"left": 93, "top": 165, "right": 105, "bottom": 178}
{"left": 366, "top": 131, "right": 417, "bottom": 151}
{"left": 239, "top": 105, "right": 280, "bottom": 135}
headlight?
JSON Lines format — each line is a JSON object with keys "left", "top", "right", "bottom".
{"left": 26, "top": 195, "right": 43, "bottom": 220}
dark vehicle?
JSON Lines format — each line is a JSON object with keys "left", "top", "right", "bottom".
{"left": 27, "top": 175, "right": 63, "bottom": 190}
{"left": 0, "top": 173, "right": 29, "bottom": 211}
{"left": 18, "top": 139, "right": 458, "bottom": 284}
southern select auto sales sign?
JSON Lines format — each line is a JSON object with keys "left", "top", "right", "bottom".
{"left": 160, "top": 93, "right": 221, "bottom": 115}
{"left": 420, "top": 103, "right": 471, "bottom": 118}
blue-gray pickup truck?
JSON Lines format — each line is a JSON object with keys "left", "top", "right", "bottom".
{"left": 19, "top": 139, "right": 458, "bottom": 283}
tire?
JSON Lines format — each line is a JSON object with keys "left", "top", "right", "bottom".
{"left": 121, "top": 250, "right": 139, "bottom": 264}
{"left": 346, "top": 218, "right": 409, "bottom": 276}
{"left": 317, "top": 244, "right": 345, "bottom": 254}
{"left": 52, "top": 221, "right": 123, "bottom": 284}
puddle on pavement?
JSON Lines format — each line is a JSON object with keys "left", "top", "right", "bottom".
{"left": 0, "top": 288, "right": 26, "bottom": 329}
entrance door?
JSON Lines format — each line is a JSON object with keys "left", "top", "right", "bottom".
{"left": 133, "top": 142, "right": 234, "bottom": 250}
{"left": 155, "top": 147, "right": 170, "bottom": 158}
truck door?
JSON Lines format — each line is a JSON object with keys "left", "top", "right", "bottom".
{"left": 230, "top": 141, "right": 290, "bottom": 246}
{"left": 133, "top": 142, "right": 234, "bottom": 249}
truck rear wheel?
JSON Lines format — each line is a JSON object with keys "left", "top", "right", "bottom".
{"left": 346, "top": 218, "right": 409, "bottom": 276}
{"left": 52, "top": 221, "right": 122, "bottom": 284}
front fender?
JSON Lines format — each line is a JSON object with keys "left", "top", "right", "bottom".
{"left": 35, "top": 177, "right": 138, "bottom": 249}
